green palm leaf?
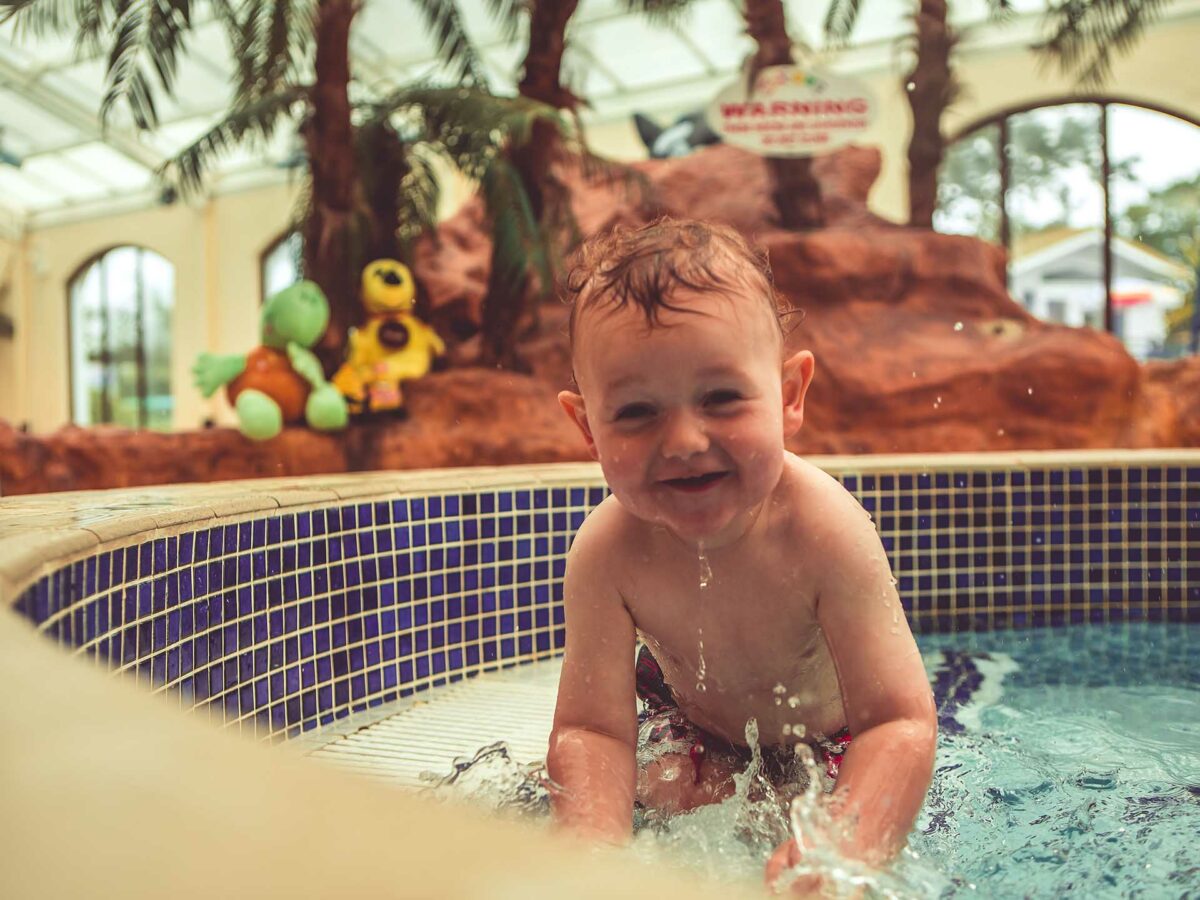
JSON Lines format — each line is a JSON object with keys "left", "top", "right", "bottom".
{"left": 221, "top": 0, "right": 316, "bottom": 101}
{"left": 480, "top": 155, "right": 553, "bottom": 303}
{"left": 623, "top": 0, "right": 696, "bottom": 26}
{"left": 394, "top": 148, "right": 443, "bottom": 247}
{"left": 1035, "top": 0, "right": 1174, "bottom": 87}
{"left": 157, "top": 85, "right": 310, "bottom": 196}
{"left": 0, "top": 0, "right": 99, "bottom": 33}
{"left": 822, "top": 0, "right": 862, "bottom": 47}
{"left": 364, "top": 85, "right": 568, "bottom": 176}
{"left": 483, "top": 0, "right": 527, "bottom": 43}
{"left": 98, "top": 0, "right": 197, "bottom": 129}
{"left": 408, "top": 0, "right": 492, "bottom": 89}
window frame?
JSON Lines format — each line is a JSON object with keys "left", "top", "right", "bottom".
{"left": 259, "top": 229, "right": 303, "bottom": 305}
{"left": 65, "top": 245, "right": 173, "bottom": 430}
{"left": 945, "top": 97, "right": 1200, "bottom": 339}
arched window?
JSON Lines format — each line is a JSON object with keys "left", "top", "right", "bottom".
{"left": 261, "top": 230, "right": 303, "bottom": 302}
{"left": 68, "top": 246, "right": 175, "bottom": 430}
{"left": 937, "top": 100, "right": 1200, "bottom": 360}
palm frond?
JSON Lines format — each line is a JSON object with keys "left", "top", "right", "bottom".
{"left": 483, "top": 0, "right": 527, "bottom": 43}
{"left": 408, "top": 0, "right": 491, "bottom": 89}
{"left": 0, "top": 0, "right": 98, "bottom": 33}
{"left": 395, "top": 148, "right": 443, "bottom": 246}
{"left": 94, "top": 0, "right": 198, "bottom": 129}
{"left": 982, "top": 0, "right": 1015, "bottom": 23}
{"left": 215, "top": 0, "right": 316, "bottom": 102}
{"left": 480, "top": 155, "right": 552, "bottom": 304}
{"left": 1035, "top": 0, "right": 1173, "bottom": 87}
{"left": 822, "top": 0, "right": 862, "bottom": 48}
{"left": 624, "top": 0, "right": 696, "bottom": 27}
{"left": 157, "top": 84, "right": 309, "bottom": 197}
{"left": 362, "top": 86, "right": 568, "bottom": 178}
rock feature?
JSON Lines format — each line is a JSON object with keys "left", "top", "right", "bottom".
{"left": 0, "top": 370, "right": 582, "bottom": 495}
{"left": 2, "top": 143, "right": 1195, "bottom": 495}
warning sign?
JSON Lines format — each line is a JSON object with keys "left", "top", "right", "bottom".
{"left": 705, "top": 66, "right": 876, "bottom": 157}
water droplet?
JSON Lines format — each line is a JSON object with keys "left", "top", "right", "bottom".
{"left": 996, "top": 427, "right": 1005, "bottom": 436}
{"left": 933, "top": 396, "right": 942, "bottom": 409}
{"left": 792, "top": 722, "right": 806, "bottom": 739}
{"left": 787, "top": 695, "right": 801, "bottom": 708}
{"left": 953, "top": 321, "right": 964, "bottom": 331}
{"left": 1027, "top": 387, "right": 1034, "bottom": 395}
{"left": 695, "top": 681, "right": 707, "bottom": 693}
{"left": 782, "top": 723, "right": 792, "bottom": 736}
{"left": 911, "top": 371, "right": 917, "bottom": 378}
{"left": 697, "top": 544, "right": 712, "bottom": 590}
{"left": 906, "top": 81, "right": 916, "bottom": 91}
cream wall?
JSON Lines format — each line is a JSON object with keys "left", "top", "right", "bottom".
{"left": 10, "top": 183, "right": 299, "bottom": 433}
{"left": 0, "top": 235, "right": 28, "bottom": 426}
{"left": 2, "top": 13, "right": 1197, "bottom": 435}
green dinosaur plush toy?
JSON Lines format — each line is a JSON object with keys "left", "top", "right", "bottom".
{"left": 192, "top": 280, "right": 349, "bottom": 441}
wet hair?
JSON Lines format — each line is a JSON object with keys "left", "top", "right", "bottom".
{"left": 562, "top": 216, "right": 791, "bottom": 355}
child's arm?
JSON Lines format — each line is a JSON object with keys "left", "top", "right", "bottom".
{"left": 546, "top": 509, "right": 639, "bottom": 845}
{"left": 797, "top": 486, "right": 937, "bottom": 869}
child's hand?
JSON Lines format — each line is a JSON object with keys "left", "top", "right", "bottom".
{"left": 765, "top": 839, "right": 831, "bottom": 896}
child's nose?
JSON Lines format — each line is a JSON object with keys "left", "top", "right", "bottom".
{"left": 661, "top": 411, "right": 709, "bottom": 459}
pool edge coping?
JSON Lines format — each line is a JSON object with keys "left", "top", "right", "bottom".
{"left": 3, "top": 449, "right": 1198, "bottom": 607}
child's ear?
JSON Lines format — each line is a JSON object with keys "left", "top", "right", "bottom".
{"left": 558, "top": 390, "right": 600, "bottom": 460}
{"left": 781, "top": 350, "right": 815, "bottom": 437}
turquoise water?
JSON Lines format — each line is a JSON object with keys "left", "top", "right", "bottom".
{"left": 911, "top": 622, "right": 1200, "bottom": 898}
{"left": 431, "top": 622, "right": 1200, "bottom": 897}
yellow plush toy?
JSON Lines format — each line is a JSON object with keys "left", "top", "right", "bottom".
{"left": 332, "top": 259, "right": 446, "bottom": 415}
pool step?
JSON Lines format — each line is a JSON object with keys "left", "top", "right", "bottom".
{"left": 307, "top": 659, "right": 562, "bottom": 788}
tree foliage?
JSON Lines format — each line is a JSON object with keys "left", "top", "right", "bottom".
{"left": 936, "top": 106, "right": 1138, "bottom": 239}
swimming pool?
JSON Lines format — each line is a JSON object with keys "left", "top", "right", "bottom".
{"left": 1, "top": 452, "right": 1196, "bottom": 894}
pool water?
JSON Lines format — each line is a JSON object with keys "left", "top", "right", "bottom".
{"left": 912, "top": 622, "right": 1200, "bottom": 898}
{"left": 428, "top": 622, "right": 1200, "bottom": 898}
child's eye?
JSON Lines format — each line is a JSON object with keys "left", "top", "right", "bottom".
{"left": 614, "top": 403, "right": 655, "bottom": 422}
{"left": 703, "top": 390, "right": 742, "bottom": 407}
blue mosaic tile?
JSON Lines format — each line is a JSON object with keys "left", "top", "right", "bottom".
{"left": 10, "top": 462, "right": 1198, "bottom": 735}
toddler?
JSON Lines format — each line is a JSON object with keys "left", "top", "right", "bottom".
{"left": 546, "top": 218, "right": 936, "bottom": 889}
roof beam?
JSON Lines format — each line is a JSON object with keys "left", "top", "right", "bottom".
{"left": 0, "top": 56, "right": 162, "bottom": 171}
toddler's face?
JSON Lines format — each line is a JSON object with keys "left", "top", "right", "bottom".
{"left": 561, "top": 286, "right": 812, "bottom": 547}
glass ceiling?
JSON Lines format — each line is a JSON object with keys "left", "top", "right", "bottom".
{"left": 0, "top": 0, "right": 1062, "bottom": 224}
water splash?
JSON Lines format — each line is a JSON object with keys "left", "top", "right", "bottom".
{"left": 425, "top": 730, "right": 942, "bottom": 896}
{"left": 695, "top": 542, "right": 710, "bottom": 692}
{"left": 421, "top": 741, "right": 553, "bottom": 818}
{"left": 697, "top": 543, "right": 712, "bottom": 590}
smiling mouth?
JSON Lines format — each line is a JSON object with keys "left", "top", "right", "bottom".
{"left": 662, "top": 471, "right": 729, "bottom": 493}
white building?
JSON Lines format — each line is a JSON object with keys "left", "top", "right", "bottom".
{"left": 1010, "top": 227, "right": 1190, "bottom": 360}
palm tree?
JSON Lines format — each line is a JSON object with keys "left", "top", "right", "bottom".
{"left": 744, "top": 0, "right": 824, "bottom": 229}
{"left": 2, "top": 0, "right": 570, "bottom": 371}
{"left": 422, "top": 0, "right": 667, "bottom": 369}
{"left": 825, "top": 0, "right": 996, "bottom": 228}
{"left": 825, "top": 0, "right": 1181, "bottom": 228}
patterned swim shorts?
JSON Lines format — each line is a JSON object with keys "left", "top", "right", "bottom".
{"left": 635, "top": 644, "right": 852, "bottom": 791}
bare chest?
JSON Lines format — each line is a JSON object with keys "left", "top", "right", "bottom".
{"left": 624, "top": 554, "right": 846, "bottom": 744}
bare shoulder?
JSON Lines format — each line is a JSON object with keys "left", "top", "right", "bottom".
{"left": 571, "top": 494, "right": 642, "bottom": 551}
{"left": 565, "top": 495, "right": 645, "bottom": 591}
{"left": 777, "top": 453, "right": 882, "bottom": 572}
{"left": 779, "top": 453, "right": 870, "bottom": 531}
